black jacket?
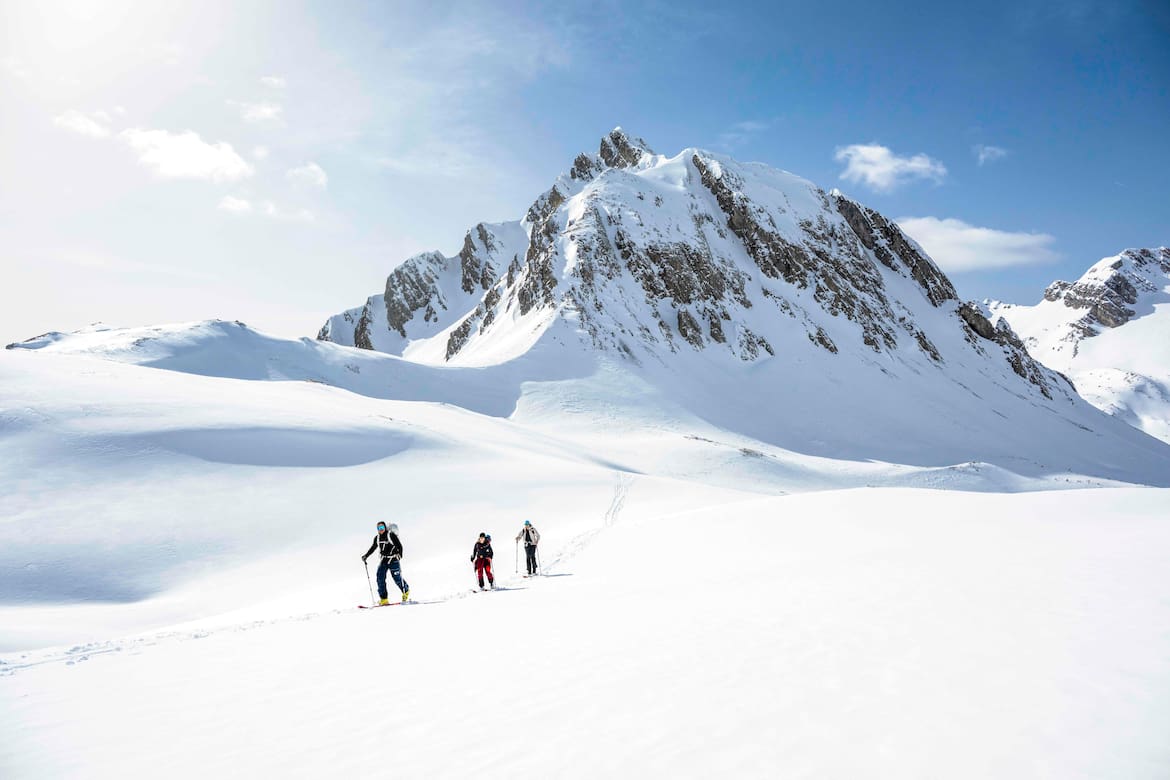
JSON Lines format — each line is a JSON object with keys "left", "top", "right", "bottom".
{"left": 365, "top": 531, "right": 403, "bottom": 561}
{"left": 470, "top": 540, "right": 493, "bottom": 562}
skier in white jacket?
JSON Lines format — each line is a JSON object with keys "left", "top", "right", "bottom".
{"left": 516, "top": 520, "right": 541, "bottom": 575}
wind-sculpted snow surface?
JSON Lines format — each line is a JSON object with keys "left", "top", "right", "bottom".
{"left": 991, "top": 247, "right": 1170, "bottom": 443}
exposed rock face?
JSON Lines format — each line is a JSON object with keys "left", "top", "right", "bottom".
{"left": 960, "top": 302, "right": 1058, "bottom": 398}
{"left": 318, "top": 126, "right": 1067, "bottom": 408}
{"left": 993, "top": 247, "right": 1170, "bottom": 369}
{"left": 384, "top": 252, "right": 447, "bottom": 338}
{"left": 989, "top": 247, "right": 1170, "bottom": 443}
{"left": 458, "top": 224, "right": 499, "bottom": 294}
{"left": 598, "top": 128, "right": 652, "bottom": 169}
{"left": 1040, "top": 248, "right": 1169, "bottom": 335}
{"left": 833, "top": 195, "right": 958, "bottom": 307}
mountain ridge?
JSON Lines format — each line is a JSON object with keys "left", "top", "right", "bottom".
{"left": 990, "top": 247, "right": 1170, "bottom": 442}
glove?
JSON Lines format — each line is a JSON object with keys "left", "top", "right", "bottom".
{"left": 470, "top": 556, "right": 475, "bottom": 563}
{"left": 362, "top": 555, "right": 368, "bottom": 563}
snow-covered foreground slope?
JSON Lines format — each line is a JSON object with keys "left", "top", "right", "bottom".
{"left": 991, "top": 248, "right": 1170, "bottom": 443}
{"left": 4, "top": 488, "right": 1169, "bottom": 778}
{"left": 3, "top": 316, "right": 1168, "bottom": 647}
{"left": 3, "top": 318, "right": 1170, "bottom": 776}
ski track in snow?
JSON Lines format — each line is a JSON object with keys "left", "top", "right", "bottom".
{"left": 0, "top": 501, "right": 611, "bottom": 677}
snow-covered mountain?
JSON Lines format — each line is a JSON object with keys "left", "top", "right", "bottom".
{"left": 990, "top": 247, "right": 1170, "bottom": 443}
{"left": 321, "top": 128, "right": 1037, "bottom": 382}
{"left": 312, "top": 128, "right": 1170, "bottom": 478}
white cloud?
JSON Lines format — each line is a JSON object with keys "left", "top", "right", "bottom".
{"left": 252, "top": 145, "right": 270, "bottom": 160}
{"left": 974, "top": 144, "right": 1008, "bottom": 166}
{"left": 53, "top": 109, "right": 111, "bottom": 138}
{"left": 260, "top": 75, "right": 286, "bottom": 89}
{"left": 261, "top": 201, "right": 314, "bottom": 222}
{"left": 835, "top": 143, "right": 947, "bottom": 192}
{"left": 218, "top": 195, "right": 253, "bottom": 213}
{"left": 897, "top": 216, "right": 1058, "bottom": 272}
{"left": 286, "top": 161, "right": 327, "bottom": 188}
{"left": 121, "top": 128, "right": 254, "bottom": 182}
{"left": 217, "top": 195, "right": 312, "bottom": 222}
{"left": 229, "top": 100, "right": 283, "bottom": 123}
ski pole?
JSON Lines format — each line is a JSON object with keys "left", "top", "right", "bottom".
{"left": 515, "top": 539, "right": 519, "bottom": 574}
{"left": 364, "top": 560, "right": 375, "bottom": 606}
{"left": 535, "top": 546, "right": 542, "bottom": 575}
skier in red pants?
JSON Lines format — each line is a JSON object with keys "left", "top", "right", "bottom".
{"left": 470, "top": 532, "right": 495, "bottom": 590}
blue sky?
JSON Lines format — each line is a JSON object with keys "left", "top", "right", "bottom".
{"left": 2, "top": 0, "right": 1167, "bottom": 341}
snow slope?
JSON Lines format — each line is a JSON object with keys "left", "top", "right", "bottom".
{"left": 991, "top": 248, "right": 1170, "bottom": 443}
{"left": 9, "top": 318, "right": 1170, "bottom": 492}
{"left": 3, "top": 322, "right": 1170, "bottom": 778}
{"left": 4, "top": 487, "right": 1170, "bottom": 778}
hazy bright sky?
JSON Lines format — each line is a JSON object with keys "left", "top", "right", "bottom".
{"left": 2, "top": 0, "right": 1167, "bottom": 343}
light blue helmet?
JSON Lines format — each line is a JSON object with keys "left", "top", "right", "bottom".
{"left": 524, "top": 520, "right": 531, "bottom": 526}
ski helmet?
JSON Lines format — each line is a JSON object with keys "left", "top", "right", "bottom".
{"left": 524, "top": 520, "right": 531, "bottom": 526}
{"left": 484, "top": 534, "right": 492, "bottom": 541}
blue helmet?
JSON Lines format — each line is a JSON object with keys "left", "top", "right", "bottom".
{"left": 524, "top": 520, "right": 531, "bottom": 526}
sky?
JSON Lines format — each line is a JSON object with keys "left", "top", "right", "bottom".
{"left": 1, "top": 0, "right": 1167, "bottom": 343}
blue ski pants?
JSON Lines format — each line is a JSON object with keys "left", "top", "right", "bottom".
{"left": 376, "top": 558, "right": 408, "bottom": 598}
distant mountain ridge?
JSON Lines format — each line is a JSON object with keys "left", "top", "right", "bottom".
{"left": 991, "top": 247, "right": 1170, "bottom": 443}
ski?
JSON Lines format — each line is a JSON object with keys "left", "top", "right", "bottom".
{"left": 358, "top": 600, "right": 417, "bottom": 609}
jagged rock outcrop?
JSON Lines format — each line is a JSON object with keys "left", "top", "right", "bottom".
{"left": 598, "top": 128, "right": 652, "bottom": 169}
{"left": 960, "top": 302, "right": 1059, "bottom": 398}
{"left": 990, "top": 247, "right": 1170, "bottom": 443}
{"left": 385, "top": 252, "right": 446, "bottom": 338}
{"left": 1040, "top": 248, "right": 1169, "bottom": 334}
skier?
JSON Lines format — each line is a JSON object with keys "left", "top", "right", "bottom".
{"left": 470, "top": 532, "right": 495, "bottom": 590}
{"left": 515, "top": 520, "right": 541, "bottom": 576}
{"left": 362, "top": 521, "right": 410, "bottom": 605}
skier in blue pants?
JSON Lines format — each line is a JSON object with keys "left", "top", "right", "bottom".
{"left": 362, "top": 521, "right": 410, "bottom": 604}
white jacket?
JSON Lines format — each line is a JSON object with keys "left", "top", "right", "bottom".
{"left": 516, "top": 525, "right": 540, "bottom": 546}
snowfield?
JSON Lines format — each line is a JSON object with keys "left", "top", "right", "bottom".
{"left": 3, "top": 322, "right": 1170, "bottom": 777}
{"left": 4, "top": 489, "right": 1169, "bottom": 778}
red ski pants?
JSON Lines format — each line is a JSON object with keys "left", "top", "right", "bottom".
{"left": 475, "top": 558, "right": 494, "bottom": 586}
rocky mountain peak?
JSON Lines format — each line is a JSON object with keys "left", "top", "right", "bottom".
{"left": 1040, "top": 247, "right": 1170, "bottom": 333}
{"left": 319, "top": 130, "right": 1068, "bottom": 404}
{"left": 989, "top": 247, "right": 1170, "bottom": 443}
{"left": 598, "top": 127, "right": 654, "bottom": 169}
